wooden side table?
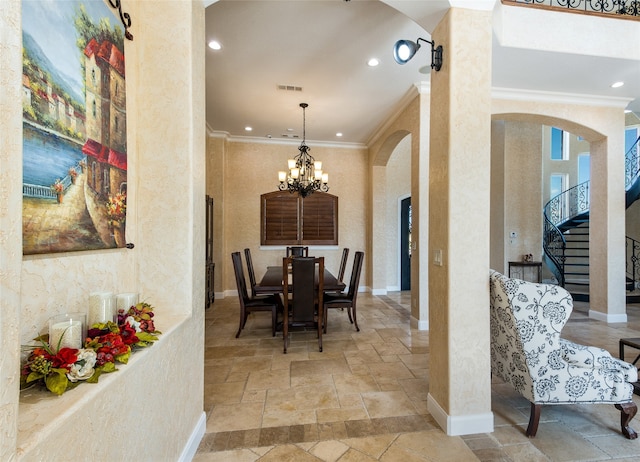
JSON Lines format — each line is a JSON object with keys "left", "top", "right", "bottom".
{"left": 508, "top": 261, "right": 542, "bottom": 283}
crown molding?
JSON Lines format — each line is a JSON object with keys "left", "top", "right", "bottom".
{"left": 209, "top": 132, "right": 366, "bottom": 150}
{"left": 492, "top": 87, "right": 633, "bottom": 109}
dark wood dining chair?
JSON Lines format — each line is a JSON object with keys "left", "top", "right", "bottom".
{"left": 244, "top": 248, "right": 258, "bottom": 297}
{"left": 286, "top": 246, "right": 309, "bottom": 257}
{"left": 231, "top": 252, "right": 281, "bottom": 338}
{"left": 323, "top": 251, "right": 364, "bottom": 333}
{"left": 282, "top": 256, "right": 323, "bottom": 353}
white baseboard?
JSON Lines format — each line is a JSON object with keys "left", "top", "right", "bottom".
{"left": 411, "top": 316, "right": 429, "bottom": 331}
{"left": 178, "top": 411, "right": 206, "bottom": 462}
{"left": 371, "top": 288, "right": 387, "bottom": 295}
{"left": 427, "top": 393, "right": 493, "bottom": 436}
{"left": 589, "top": 310, "right": 627, "bottom": 323}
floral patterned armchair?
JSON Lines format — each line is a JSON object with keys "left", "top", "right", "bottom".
{"left": 489, "top": 270, "right": 638, "bottom": 439}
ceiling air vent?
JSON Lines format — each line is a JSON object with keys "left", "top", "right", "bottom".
{"left": 277, "top": 84, "right": 303, "bottom": 92}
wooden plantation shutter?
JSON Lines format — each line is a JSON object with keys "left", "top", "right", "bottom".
{"left": 301, "top": 192, "right": 338, "bottom": 244}
{"left": 261, "top": 191, "right": 299, "bottom": 245}
{"left": 261, "top": 191, "right": 338, "bottom": 245}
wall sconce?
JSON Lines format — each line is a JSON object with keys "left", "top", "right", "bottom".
{"left": 393, "top": 37, "right": 443, "bottom": 71}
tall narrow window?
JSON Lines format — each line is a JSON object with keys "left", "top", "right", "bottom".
{"left": 550, "top": 127, "right": 569, "bottom": 160}
{"left": 550, "top": 173, "right": 566, "bottom": 199}
{"left": 578, "top": 154, "right": 590, "bottom": 185}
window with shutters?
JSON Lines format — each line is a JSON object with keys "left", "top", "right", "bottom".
{"left": 261, "top": 191, "right": 338, "bottom": 245}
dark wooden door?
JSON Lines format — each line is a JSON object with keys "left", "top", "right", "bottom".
{"left": 401, "top": 197, "right": 411, "bottom": 291}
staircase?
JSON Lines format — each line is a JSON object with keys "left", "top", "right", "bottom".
{"left": 563, "top": 223, "right": 590, "bottom": 301}
{"left": 543, "top": 135, "right": 640, "bottom": 300}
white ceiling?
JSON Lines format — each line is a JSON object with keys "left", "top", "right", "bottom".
{"left": 205, "top": 0, "right": 640, "bottom": 145}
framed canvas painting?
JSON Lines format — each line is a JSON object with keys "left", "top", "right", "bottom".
{"left": 22, "top": 0, "right": 128, "bottom": 255}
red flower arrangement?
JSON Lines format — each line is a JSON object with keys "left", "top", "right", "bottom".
{"left": 21, "top": 302, "right": 161, "bottom": 395}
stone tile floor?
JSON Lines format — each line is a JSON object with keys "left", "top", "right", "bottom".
{"left": 195, "top": 292, "right": 640, "bottom": 461}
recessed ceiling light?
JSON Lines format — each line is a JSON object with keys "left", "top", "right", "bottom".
{"left": 336, "top": 132, "right": 343, "bottom": 137}
{"left": 245, "top": 126, "right": 252, "bottom": 132}
{"left": 367, "top": 58, "right": 379, "bottom": 67}
{"left": 625, "top": 109, "right": 632, "bottom": 113}
{"left": 208, "top": 40, "right": 221, "bottom": 50}
{"left": 611, "top": 81, "right": 624, "bottom": 88}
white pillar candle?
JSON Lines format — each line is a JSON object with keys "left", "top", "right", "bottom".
{"left": 88, "top": 291, "right": 115, "bottom": 327}
{"left": 116, "top": 292, "right": 139, "bottom": 312}
{"left": 48, "top": 313, "right": 86, "bottom": 351}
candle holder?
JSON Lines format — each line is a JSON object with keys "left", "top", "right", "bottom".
{"left": 88, "top": 292, "right": 116, "bottom": 327}
{"left": 48, "top": 312, "right": 86, "bottom": 351}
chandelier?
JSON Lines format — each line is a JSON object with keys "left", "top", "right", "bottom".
{"left": 278, "top": 103, "right": 329, "bottom": 198}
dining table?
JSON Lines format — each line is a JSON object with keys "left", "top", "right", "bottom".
{"left": 255, "top": 265, "right": 345, "bottom": 295}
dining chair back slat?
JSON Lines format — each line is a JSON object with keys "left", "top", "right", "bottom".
{"left": 244, "top": 248, "right": 257, "bottom": 297}
{"left": 337, "top": 248, "right": 349, "bottom": 283}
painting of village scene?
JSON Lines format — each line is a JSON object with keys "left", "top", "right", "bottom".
{"left": 22, "top": 0, "right": 127, "bottom": 255}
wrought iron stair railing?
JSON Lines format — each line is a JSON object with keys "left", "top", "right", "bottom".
{"left": 502, "top": 0, "right": 640, "bottom": 19}
{"left": 627, "top": 236, "right": 640, "bottom": 289}
{"left": 543, "top": 134, "right": 640, "bottom": 286}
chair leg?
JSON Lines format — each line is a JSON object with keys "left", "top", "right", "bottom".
{"left": 283, "top": 312, "right": 288, "bottom": 354}
{"left": 615, "top": 402, "right": 638, "bottom": 439}
{"left": 351, "top": 306, "right": 359, "bottom": 332}
{"left": 271, "top": 308, "right": 276, "bottom": 337}
{"left": 323, "top": 307, "right": 328, "bottom": 334}
{"left": 347, "top": 306, "right": 354, "bottom": 324}
{"left": 526, "top": 403, "right": 541, "bottom": 437}
{"left": 235, "top": 308, "right": 246, "bottom": 338}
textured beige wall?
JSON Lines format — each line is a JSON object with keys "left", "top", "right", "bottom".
{"left": 490, "top": 120, "right": 506, "bottom": 273}
{"left": 429, "top": 7, "right": 493, "bottom": 420}
{"left": 2, "top": 1, "right": 205, "bottom": 459}
{"left": 503, "top": 121, "right": 543, "bottom": 265}
{"left": 208, "top": 138, "right": 368, "bottom": 294}
{"left": 385, "top": 136, "right": 411, "bottom": 290}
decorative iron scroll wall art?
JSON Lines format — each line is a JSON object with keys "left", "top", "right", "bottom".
{"left": 22, "top": 1, "right": 130, "bottom": 255}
